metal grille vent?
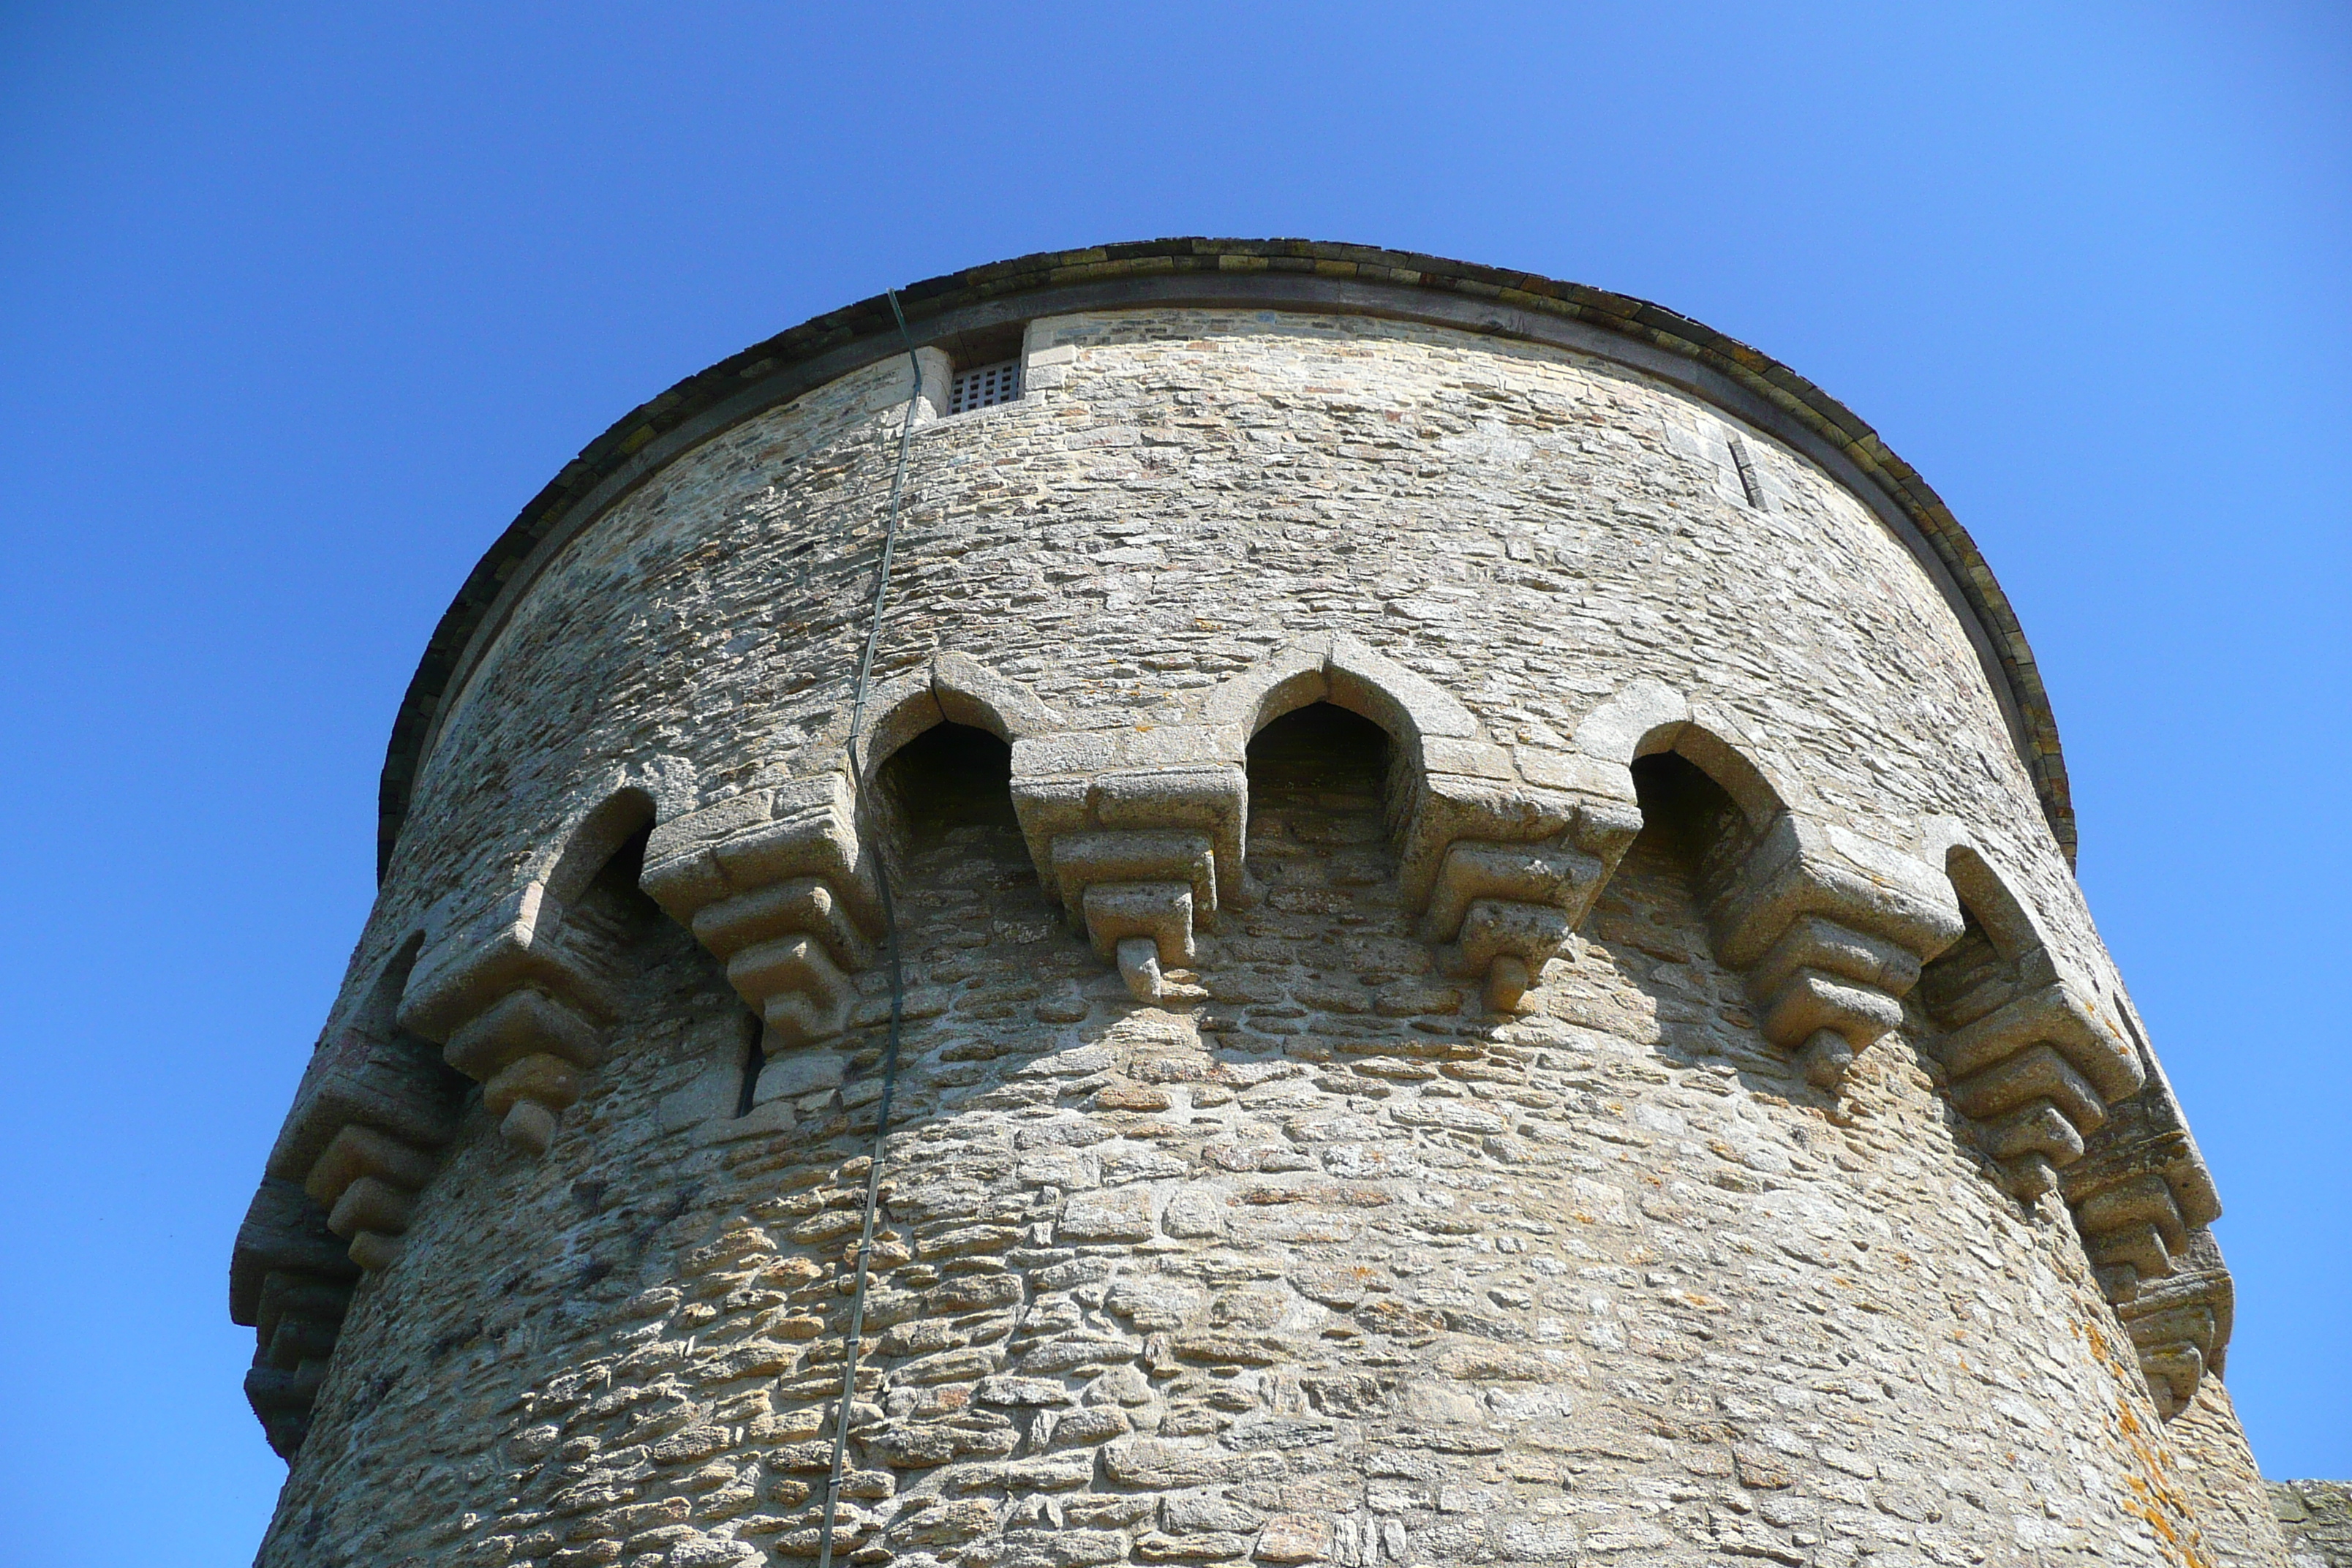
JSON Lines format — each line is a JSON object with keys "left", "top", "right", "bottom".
{"left": 948, "top": 358, "right": 1020, "bottom": 415}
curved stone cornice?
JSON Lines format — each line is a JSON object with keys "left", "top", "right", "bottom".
{"left": 377, "top": 237, "right": 2075, "bottom": 878}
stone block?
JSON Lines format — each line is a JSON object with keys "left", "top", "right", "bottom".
{"left": 1058, "top": 1187, "right": 1156, "bottom": 1244}
{"left": 1051, "top": 829, "right": 1218, "bottom": 917}
{"left": 690, "top": 878, "right": 875, "bottom": 968}
{"left": 444, "top": 987, "right": 604, "bottom": 1080}
{"left": 399, "top": 887, "right": 623, "bottom": 1041}
{"left": 1420, "top": 840, "right": 1606, "bottom": 944}
{"left": 1940, "top": 981, "right": 2140, "bottom": 1104}
{"left": 1705, "top": 813, "right": 1961, "bottom": 970}
{"left": 230, "top": 1179, "right": 355, "bottom": 1327}
{"left": 1082, "top": 881, "right": 1196, "bottom": 966}
{"left": 727, "top": 936, "right": 854, "bottom": 1047}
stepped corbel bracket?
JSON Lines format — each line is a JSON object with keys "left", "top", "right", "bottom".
{"left": 2065, "top": 1112, "right": 2223, "bottom": 1296}
{"left": 1011, "top": 726, "right": 1245, "bottom": 1003}
{"left": 2104, "top": 1225, "right": 2233, "bottom": 1420}
{"left": 1912, "top": 831, "right": 2152, "bottom": 1200}
{"left": 230, "top": 1177, "right": 360, "bottom": 1458}
{"left": 262, "top": 988, "right": 464, "bottom": 1274}
{"left": 1910, "top": 832, "right": 2220, "bottom": 1395}
{"left": 1938, "top": 979, "right": 2146, "bottom": 1199}
{"left": 1706, "top": 814, "right": 1966, "bottom": 1093}
{"left": 396, "top": 881, "right": 626, "bottom": 1158}
{"left": 1401, "top": 742, "right": 1644, "bottom": 1012}
{"left": 2061, "top": 1071, "right": 2227, "bottom": 1420}
{"left": 640, "top": 771, "right": 883, "bottom": 1049}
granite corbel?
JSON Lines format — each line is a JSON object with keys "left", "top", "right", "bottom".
{"left": 229, "top": 1177, "right": 361, "bottom": 1458}
{"left": 395, "top": 880, "right": 626, "bottom": 1157}
{"left": 1704, "top": 813, "right": 1964, "bottom": 1092}
{"left": 263, "top": 986, "right": 465, "bottom": 1273}
{"left": 641, "top": 771, "right": 884, "bottom": 1052}
{"left": 1011, "top": 725, "right": 1245, "bottom": 1002}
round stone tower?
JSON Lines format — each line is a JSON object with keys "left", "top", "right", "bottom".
{"left": 234, "top": 241, "right": 2291, "bottom": 1568}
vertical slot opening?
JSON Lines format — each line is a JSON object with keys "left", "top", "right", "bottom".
{"left": 1727, "top": 432, "right": 1765, "bottom": 508}
{"left": 734, "top": 1009, "right": 766, "bottom": 1117}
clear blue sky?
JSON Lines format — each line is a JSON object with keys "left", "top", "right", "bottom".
{"left": 1, "top": 3, "right": 2344, "bottom": 1558}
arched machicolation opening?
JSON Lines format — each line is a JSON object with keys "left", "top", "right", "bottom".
{"left": 1628, "top": 750, "right": 1750, "bottom": 886}
{"left": 880, "top": 720, "right": 1020, "bottom": 856}
{"left": 1915, "top": 905, "right": 2010, "bottom": 1030}
{"left": 875, "top": 722, "right": 1060, "bottom": 986}
{"left": 331, "top": 930, "right": 468, "bottom": 1163}
{"left": 1581, "top": 751, "right": 1765, "bottom": 1066}
{"left": 544, "top": 794, "right": 731, "bottom": 1147}
{"left": 1245, "top": 701, "right": 1391, "bottom": 815}
{"left": 564, "top": 815, "right": 671, "bottom": 959}
{"left": 1241, "top": 702, "right": 1431, "bottom": 995}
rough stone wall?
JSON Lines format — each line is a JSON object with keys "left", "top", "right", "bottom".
{"left": 2272, "top": 1484, "right": 2352, "bottom": 1568}
{"left": 260, "top": 711, "right": 2260, "bottom": 1567}
{"left": 247, "top": 305, "right": 2285, "bottom": 1565}
{"left": 408, "top": 308, "right": 2091, "bottom": 979}
{"left": 2160, "top": 1383, "right": 2293, "bottom": 1567}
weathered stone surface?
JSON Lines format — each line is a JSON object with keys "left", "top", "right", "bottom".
{"left": 2272, "top": 1480, "right": 2352, "bottom": 1568}
{"left": 238, "top": 255, "right": 2283, "bottom": 1568}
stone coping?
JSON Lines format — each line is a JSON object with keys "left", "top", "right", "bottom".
{"left": 377, "top": 237, "right": 2073, "bottom": 878}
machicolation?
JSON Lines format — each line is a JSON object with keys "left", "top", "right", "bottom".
{"left": 234, "top": 239, "right": 2314, "bottom": 1567}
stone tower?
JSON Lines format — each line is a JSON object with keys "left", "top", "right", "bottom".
{"left": 233, "top": 241, "right": 2294, "bottom": 1567}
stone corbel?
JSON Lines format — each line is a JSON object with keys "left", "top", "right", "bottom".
{"left": 396, "top": 881, "right": 627, "bottom": 1157}
{"left": 1011, "top": 725, "right": 1245, "bottom": 1002}
{"left": 230, "top": 1177, "right": 361, "bottom": 1458}
{"left": 1918, "top": 829, "right": 2149, "bottom": 1199}
{"left": 1704, "top": 812, "right": 1966, "bottom": 1090}
{"left": 640, "top": 771, "right": 884, "bottom": 1050}
{"left": 2065, "top": 1110, "right": 2223, "bottom": 1296}
{"left": 264, "top": 954, "right": 464, "bottom": 1272}
{"left": 1940, "top": 979, "right": 2145, "bottom": 1195}
{"left": 2113, "top": 1229, "right": 2232, "bottom": 1419}
{"left": 1409, "top": 676, "right": 1652, "bottom": 1011}
{"left": 1399, "top": 746, "right": 1641, "bottom": 1011}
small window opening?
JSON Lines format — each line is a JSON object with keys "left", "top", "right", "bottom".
{"left": 949, "top": 358, "right": 1021, "bottom": 415}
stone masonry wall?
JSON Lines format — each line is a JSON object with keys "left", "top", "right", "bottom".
{"left": 263, "top": 710, "right": 2266, "bottom": 1567}
{"left": 2163, "top": 1382, "right": 2302, "bottom": 1568}
{"left": 248, "top": 305, "right": 2280, "bottom": 1565}
{"left": 2272, "top": 1483, "right": 2352, "bottom": 1568}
